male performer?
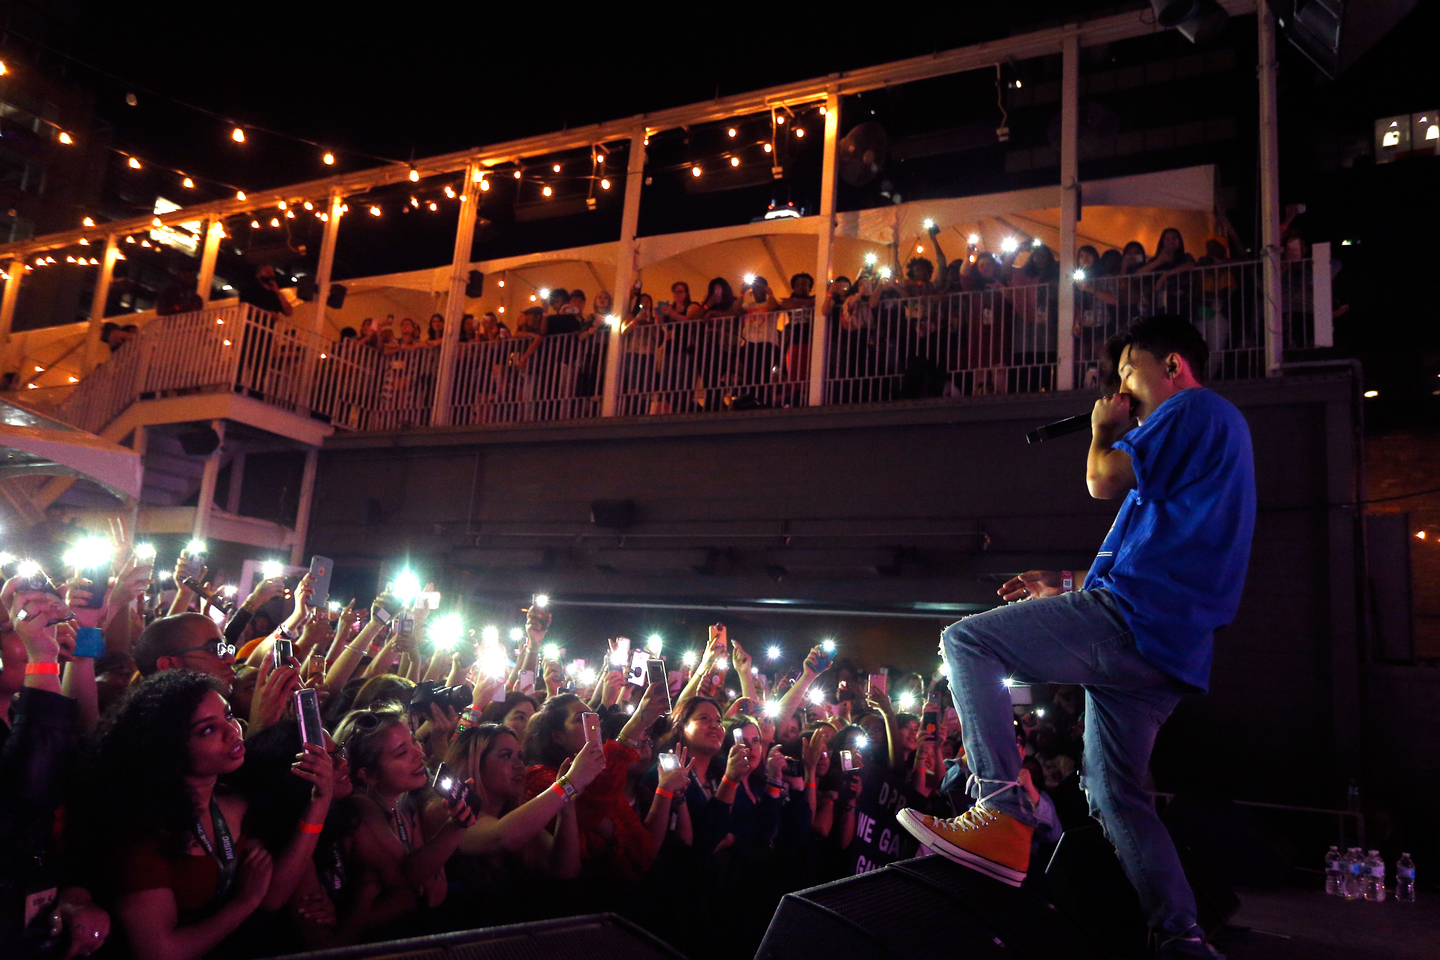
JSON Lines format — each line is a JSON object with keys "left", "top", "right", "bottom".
{"left": 898, "top": 315, "right": 1254, "bottom": 960}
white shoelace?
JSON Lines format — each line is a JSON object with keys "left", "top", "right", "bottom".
{"left": 936, "top": 775, "right": 1024, "bottom": 831}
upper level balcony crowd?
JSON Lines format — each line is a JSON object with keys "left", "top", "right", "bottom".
{"left": 56, "top": 222, "right": 1327, "bottom": 438}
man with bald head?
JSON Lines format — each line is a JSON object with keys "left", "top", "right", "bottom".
{"left": 132, "top": 613, "right": 236, "bottom": 695}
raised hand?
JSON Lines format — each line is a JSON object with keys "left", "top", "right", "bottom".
{"left": 730, "top": 641, "right": 753, "bottom": 675}
{"left": 658, "top": 747, "right": 694, "bottom": 794}
{"left": 724, "top": 740, "right": 752, "bottom": 782}
{"left": 291, "top": 742, "right": 335, "bottom": 803}
{"left": 566, "top": 740, "right": 608, "bottom": 791}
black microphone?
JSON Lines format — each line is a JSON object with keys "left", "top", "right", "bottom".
{"left": 1026, "top": 413, "right": 1090, "bottom": 444}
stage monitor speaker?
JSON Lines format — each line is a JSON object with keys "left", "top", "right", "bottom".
{"left": 1045, "top": 823, "right": 1239, "bottom": 959}
{"left": 327, "top": 283, "right": 347, "bottom": 309}
{"left": 1280, "top": 0, "right": 1419, "bottom": 78}
{"left": 755, "top": 854, "right": 1103, "bottom": 960}
{"left": 260, "top": 912, "right": 685, "bottom": 960}
{"left": 177, "top": 427, "right": 222, "bottom": 456}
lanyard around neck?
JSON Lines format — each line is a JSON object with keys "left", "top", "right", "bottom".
{"left": 192, "top": 796, "right": 238, "bottom": 900}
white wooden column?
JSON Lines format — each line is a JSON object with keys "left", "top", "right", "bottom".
{"left": 430, "top": 163, "right": 483, "bottom": 425}
{"left": 289, "top": 447, "right": 319, "bottom": 565}
{"left": 1258, "top": 7, "right": 1283, "bottom": 375}
{"left": 1055, "top": 32, "right": 1080, "bottom": 392}
{"left": 0, "top": 258, "right": 22, "bottom": 349}
{"left": 196, "top": 221, "right": 222, "bottom": 302}
{"left": 312, "top": 189, "right": 343, "bottom": 334}
{"left": 807, "top": 91, "right": 841, "bottom": 408}
{"left": 190, "top": 420, "right": 226, "bottom": 543}
{"left": 601, "top": 126, "right": 647, "bottom": 417}
{"left": 84, "top": 236, "right": 118, "bottom": 374}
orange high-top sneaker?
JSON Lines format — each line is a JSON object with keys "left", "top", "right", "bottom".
{"left": 897, "top": 804, "right": 1033, "bottom": 887}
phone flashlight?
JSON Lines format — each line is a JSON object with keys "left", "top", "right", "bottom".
{"left": 879, "top": 267, "right": 892, "bottom": 280}
{"left": 864, "top": 252, "right": 878, "bottom": 266}
{"left": 542, "top": 643, "right": 560, "bottom": 661}
{"left": 743, "top": 273, "right": 756, "bottom": 286}
{"left": 967, "top": 233, "right": 980, "bottom": 245}
{"left": 821, "top": 640, "right": 836, "bottom": 654}
{"left": 260, "top": 559, "right": 285, "bottom": 580}
{"left": 186, "top": 539, "right": 207, "bottom": 556}
{"left": 532, "top": 593, "right": 549, "bottom": 609}
{"left": 134, "top": 543, "right": 157, "bottom": 563}
{"left": 922, "top": 218, "right": 935, "bottom": 230}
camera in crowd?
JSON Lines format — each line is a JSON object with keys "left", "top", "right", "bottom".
{"left": 409, "top": 680, "right": 473, "bottom": 713}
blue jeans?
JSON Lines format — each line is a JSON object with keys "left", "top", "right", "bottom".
{"left": 942, "top": 588, "right": 1199, "bottom": 937}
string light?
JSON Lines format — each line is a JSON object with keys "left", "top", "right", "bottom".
{"left": 498, "top": 280, "right": 504, "bottom": 287}
{"left": 691, "top": 165, "right": 702, "bottom": 177}
{"left": 795, "top": 127, "right": 805, "bottom": 137}
{"left": 410, "top": 196, "right": 419, "bottom": 208}
{"left": 968, "top": 233, "right": 980, "bottom": 244}
{"left": 125, "top": 236, "right": 135, "bottom": 243}
{"left": 514, "top": 170, "right": 522, "bottom": 179}
{"left": 727, "top": 128, "right": 737, "bottom": 138}
{"left": 542, "top": 185, "right": 552, "bottom": 197}
{"left": 58, "top": 131, "right": 73, "bottom": 145}
{"left": 251, "top": 220, "right": 260, "bottom": 228}
{"left": 318, "top": 212, "right": 328, "bottom": 221}
{"left": 236, "top": 190, "right": 246, "bottom": 201}
{"left": 268, "top": 217, "right": 279, "bottom": 227}
{"left": 763, "top": 143, "right": 772, "bottom": 153}
{"left": 285, "top": 209, "right": 294, "bottom": 218}
{"left": 552, "top": 163, "right": 561, "bottom": 173}
{"left": 82, "top": 217, "right": 94, "bottom": 227}
{"left": 428, "top": 201, "right": 437, "bottom": 211}
{"left": 368, "top": 205, "right": 381, "bottom": 217}
{"left": 231, "top": 127, "right": 245, "bottom": 143}
{"left": 819, "top": 105, "right": 827, "bottom": 115}
{"left": 278, "top": 201, "right": 287, "bottom": 210}
{"left": 303, "top": 201, "right": 313, "bottom": 210}
{"left": 182, "top": 177, "right": 194, "bottom": 188}
{"left": 323, "top": 152, "right": 335, "bottom": 165}
{"left": 127, "top": 157, "right": 141, "bottom": 169}
{"left": 0, "top": 62, "right": 7, "bottom": 76}
{"left": 78, "top": 238, "right": 88, "bottom": 245}
{"left": 472, "top": 168, "right": 484, "bottom": 182}
{"left": 444, "top": 185, "right": 456, "bottom": 198}
{"left": 730, "top": 157, "right": 740, "bottom": 167}
{"left": 408, "top": 167, "right": 420, "bottom": 182}
{"left": 480, "top": 178, "right": 490, "bottom": 191}
{"left": 776, "top": 114, "right": 785, "bottom": 124}
{"left": 151, "top": 217, "right": 162, "bottom": 227}
{"left": 600, "top": 178, "right": 610, "bottom": 190}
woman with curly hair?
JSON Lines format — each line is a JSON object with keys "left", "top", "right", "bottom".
{"left": 79, "top": 670, "right": 333, "bottom": 960}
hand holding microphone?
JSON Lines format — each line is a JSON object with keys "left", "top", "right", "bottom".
{"left": 1091, "top": 393, "right": 1133, "bottom": 434}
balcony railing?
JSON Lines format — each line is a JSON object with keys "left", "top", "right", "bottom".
{"left": 50, "top": 256, "right": 1326, "bottom": 437}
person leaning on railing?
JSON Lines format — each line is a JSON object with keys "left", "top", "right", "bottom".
{"left": 238, "top": 265, "right": 293, "bottom": 318}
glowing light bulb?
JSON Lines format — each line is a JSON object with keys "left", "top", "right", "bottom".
{"left": 270, "top": 218, "right": 280, "bottom": 227}
{"left": 727, "top": 127, "right": 737, "bottom": 138}
{"left": 916, "top": 245, "right": 924, "bottom": 254}
{"left": 236, "top": 190, "right": 246, "bottom": 201}
{"left": 428, "top": 201, "right": 437, "bottom": 211}
{"left": 552, "top": 163, "right": 561, "bottom": 173}
{"left": 58, "top": 131, "right": 73, "bottom": 145}
{"left": 369, "top": 205, "right": 381, "bottom": 217}
{"left": 600, "top": 178, "right": 610, "bottom": 190}
{"left": 795, "top": 127, "right": 805, "bottom": 137}
{"left": 127, "top": 157, "right": 141, "bottom": 169}
{"left": 323, "top": 152, "right": 335, "bottom": 165}
{"left": 498, "top": 280, "right": 505, "bottom": 287}
{"left": 0, "top": 62, "right": 6, "bottom": 76}
{"left": 691, "top": 166, "right": 702, "bottom": 177}
{"left": 251, "top": 220, "right": 261, "bottom": 229}
{"left": 182, "top": 177, "right": 194, "bottom": 188}
{"left": 776, "top": 114, "right": 785, "bottom": 124}
{"left": 410, "top": 197, "right": 419, "bottom": 208}
{"left": 480, "top": 178, "right": 491, "bottom": 191}
{"left": 819, "top": 105, "right": 827, "bottom": 115}
{"left": 408, "top": 168, "right": 419, "bottom": 182}
{"left": 542, "top": 185, "right": 552, "bottom": 197}
{"left": 1418, "top": 531, "right": 1427, "bottom": 540}
{"left": 514, "top": 170, "right": 522, "bottom": 179}
{"left": 278, "top": 201, "right": 288, "bottom": 210}
{"left": 444, "top": 185, "right": 455, "bottom": 198}
{"left": 82, "top": 217, "right": 94, "bottom": 227}
{"left": 231, "top": 127, "right": 245, "bottom": 143}
{"left": 763, "top": 143, "right": 772, "bottom": 153}
{"left": 968, "top": 233, "right": 980, "bottom": 245}
{"left": 730, "top": 156, "right": 740, "bottom": 167}
{"left": 1364, "top": 390, "right": 1379, "bottom": 398}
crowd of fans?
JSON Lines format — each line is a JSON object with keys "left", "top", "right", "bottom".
{"left": 0, "top": 535, "right": 1094, "bottom": 960}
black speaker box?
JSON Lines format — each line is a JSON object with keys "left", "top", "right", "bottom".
{"left": 327, "top": 283, "right": 347, "bottom": 309}
{"left": 465, "top": 269, "right": 485, "bottom": 298}
{"left": 755, "top": 854, "right": 1103, "bottom": 960}
{"left": 260, "top": 912, "right": 684, "bottom": 960}
{"left": 177, "top": 427, "right": 222, "bottom": 456}
{"left": 1045, "top": 823, "right": 1239, "bottom": 959}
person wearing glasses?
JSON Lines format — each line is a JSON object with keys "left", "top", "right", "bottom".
{"left": 133, "top": 614, "right": 239, "bottom": 694}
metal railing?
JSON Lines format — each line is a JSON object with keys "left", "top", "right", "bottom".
{"left": 48, "top": 257, "right": 1326, "bottom": 437}
{"left": 614, "top": 309, "right": 812, "bottom": 415}
{"left": 1072, "top": 258, "right": 1302, "bottom": 387}
{"left": 444, "top": 330, "right": 605, "bottom": 426}
{"left": 823, "top": 283, "right": 1057, "bottom": 403}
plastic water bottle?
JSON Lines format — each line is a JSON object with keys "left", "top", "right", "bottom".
{"left": 1325, "top": 845, "right": 1343, "bottom": 895}
{"left": 1396, "top": 853, "right": 1416, "bottom": 902}
{"left": 1363, "top": 850, "right": 1386, "bottom": 901}
{"left": 1343, "top": 847, "right": 1364, "bottom": 900}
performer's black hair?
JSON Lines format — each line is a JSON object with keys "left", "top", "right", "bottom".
{"left": 1102, "top": 314, "right": 1210, "bottom": 388}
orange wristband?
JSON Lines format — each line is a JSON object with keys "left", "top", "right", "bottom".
{"left": 655, "top": 787, "right": 675, "bottom": 800}
{"left": 25, "top": 662, "right": 60, "bottom": 675}
{"left": 721, "top": 775, "right": 740, "bottom": 790}
{"left": 298, "top": 821, "right": 323, "bottom": 834}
